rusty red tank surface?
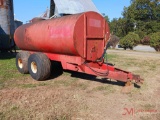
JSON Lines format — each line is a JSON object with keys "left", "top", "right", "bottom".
{"left": 14, "top": 12, "right": 110, "bottom": 61}
{"left": 15, "top": 11, "right": 143, "bottom": 92}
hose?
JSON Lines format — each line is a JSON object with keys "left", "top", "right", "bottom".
{"left": 97, "top": 34, "right": 111, "bottom": 62}
{"left": 83, "top": 62, "right": 109, "bottom": 77}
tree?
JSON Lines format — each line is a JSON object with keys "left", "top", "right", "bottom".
{"left": 123, "top": 0, "right": 160, "bottom": 21}
{"left": 109, "top": 0, "right": 160, "bottom": 50}
{"left": 119, "top": 32, "right": 140, "bottom": 49}
{"left": 109, "top": 18, "right": 132, "bottom": 38}
{"left": 109, "top": 18, "right": 118, "bottom": 34}
{"left": 104, "top": 15, "right": 110, "bottom": 23}
{"left": 107, "top": 35, "right": 120, "bottom": 49}
{"left": 150, "top": 32, "right": 160, "bottom": 51}
{"left": 122, "top": 0, "right": 160, "bottom": 35}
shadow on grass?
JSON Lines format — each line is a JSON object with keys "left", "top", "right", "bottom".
{"left": 49, "top": 62, "right": 141, "bottom": 88}
{"left": 69, "top": 71, "right": 126, "bottom": 87}
{"left": 70, "top": 71, "right": 141, "bottom": 88}
{"left": 48, "top": 62, "right": 127, "bottom": 87}
{"left": 0, "top": 52, "right": 17, "bottom": 59}
{"left": 72, "top": 71, "right": 142, "bottom": 88}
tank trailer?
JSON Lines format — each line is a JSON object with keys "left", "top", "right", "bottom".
{"left": 14, "top": 12, "right": 143, "bottom": 92}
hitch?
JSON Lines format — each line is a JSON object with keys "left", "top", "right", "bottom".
{"left": 79, "top": 62, "right": 144, "bottom": 93}
{"left": 132, "top": 74, "right": 144, "bottom": 84}
{"left": 121, "top": 81, "right": 134, "bottom": 93}
{"left": 121, "top": 74, "right": 144, "bottom": 93}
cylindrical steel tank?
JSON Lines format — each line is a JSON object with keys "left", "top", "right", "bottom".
{"left": 0, "top": 0, "right": 15, "bottom": 49}
{"left": 0, "top": 0, "right": 15, "bottom": 35}
{"left": 14, "top": 12, "right": 110, "bottom": 61}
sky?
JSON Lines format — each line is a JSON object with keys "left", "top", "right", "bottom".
{"left": 14, "top": 0, "right": 131, "bottom": 23}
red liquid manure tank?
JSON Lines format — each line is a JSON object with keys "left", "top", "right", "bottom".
{"left": 14, "top": 12, "right": 110, "bottom": 61}
{"left": 14, "top": 11, "right": 143, "bottom": 92}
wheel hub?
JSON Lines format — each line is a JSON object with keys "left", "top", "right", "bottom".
{"left": 31, "top": 61, "right": 37, "bottom": 73}
{"left": 18, "top": 58, "right": 23, "bottom": 69}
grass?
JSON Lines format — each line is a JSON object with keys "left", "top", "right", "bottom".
{"left": 71, "top": 82, "right": 88, "bottom": 90}
{"left": 104, "top": 53, "right": 118, "bottom": 62}
{"left": 1, "top": 51, "right": 158, "bottom": 91}
{"left": 0, "top": 53, "right": 84, "bottom": 119}
{"left": 93, "top": 85, "right": 110, "bottom": 91}
{"left": 106, "top": 52, "right": 160, "bottom": 76}
{"left": 20, "top": 82, "right": 50, "bottom": 89}
{"left": 20, "top": 84, "right": 38, "bottom": 88}
{"left": 106, "top": 51, "right": 160, "bottom": 96}
{"left": 54, "top": 78, "right": 76, "bottom": 87}
{"left": 53, "top": 77, "right": 88, "bottom": 90}
{"left": 140, "top": 116, "right": 152, "bottom": 120}
{"left": 93, "top": 85, "right": 115, "bottom": 95}
{"left": 0, "top": 51, "right": 160, "bottom": 120}
{"left": 141, "top": 104, "right": 156, "bottom": 110}
{"left": 0, "top": 53, "right": 30, "bottom": 89}
{"left": 0, "top": 104, "right": 74, "bottom": 120}
{"left": 0, "top": 53, "right": 20, "bottom": 88}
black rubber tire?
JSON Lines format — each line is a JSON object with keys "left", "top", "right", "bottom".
{"left": 16, "top": 51, "right": 30, "bottom": 74}
{"left": 28, "top": 53, "right": 51, "bottom": 81}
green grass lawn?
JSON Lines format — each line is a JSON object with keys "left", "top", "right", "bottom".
{"left": 0, "top": 53, "right": 27, "bottom": 89}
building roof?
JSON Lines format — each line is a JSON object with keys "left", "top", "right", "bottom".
{"left": 38, "top": 0, "right": 100, "bottom": 19}
{"left": 39, "top": 8, "right": 50, "bottom": 19}
{"left": 54, "top": 0, "right": 99, "bottom": 15}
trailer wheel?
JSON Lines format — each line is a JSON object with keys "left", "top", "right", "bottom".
{"left": 16, "top": 51, "right": 30, "bottom": 74}
{"left": 28, "top": 53, "right": 51, "bottom": 81}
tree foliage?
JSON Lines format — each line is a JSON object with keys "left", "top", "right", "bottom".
{"left": 150, "top": 32, "right": 160, "bottom": 51}
{"left": 104, "top": 15, "right": 110, "bottom": 23}
{"left": 119, "top": 32, "right": 140, "bottom": 49}
{"left": 109, "top": 0, "right": 160, "bottom": 51}
{"left": 123, "top": 0, "right": 160, "bottom": 21}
